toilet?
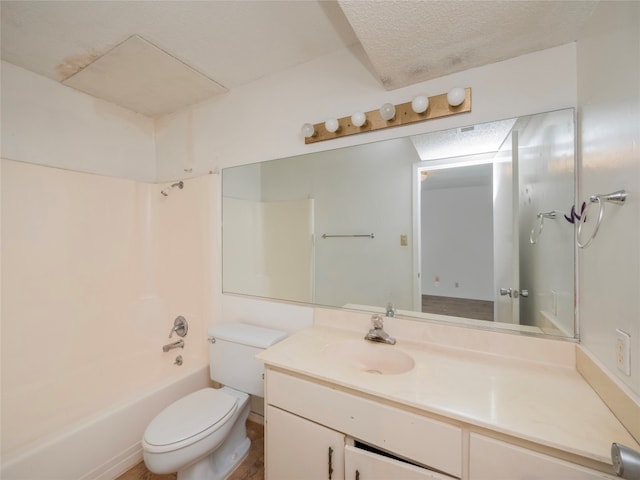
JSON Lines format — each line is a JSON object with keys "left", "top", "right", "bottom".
{"left": 142, "top": 323, "right": 287, "bottom": 480}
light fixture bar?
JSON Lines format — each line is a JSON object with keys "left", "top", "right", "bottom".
{"left": 304, "top": 88, "right": 471, "bottom": 144}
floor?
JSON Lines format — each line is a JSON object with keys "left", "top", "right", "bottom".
{"left": 422, "top": 294, "right": 494, "bottom": 321}
{"left": 116, "top": 420, "right": 264, "bottom": 480}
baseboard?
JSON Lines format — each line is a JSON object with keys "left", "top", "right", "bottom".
{"left": 248, "top": 411, "right": 265, "bottom": 425}
{"left": 576, "top": 345, "right": 640, "bottom": 443}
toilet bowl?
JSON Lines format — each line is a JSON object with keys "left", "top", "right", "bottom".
{"left": 142, "top": 387, "right": 250, "bottom": 480}
{"left": 142, "top": 323, "right": 287, "bottom": 479}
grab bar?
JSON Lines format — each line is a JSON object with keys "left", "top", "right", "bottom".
{"left": 530, "top": 211, "right": 558, "bottom": 244}
{"left": 321, "top": 233, "right": 375, "bottom": 239}
{"left": 577, "top": 190, "right": 627, "bottom": 249}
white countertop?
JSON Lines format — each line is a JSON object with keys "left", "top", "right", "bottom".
{"left": 257, "top": 324, "right": 639, "bottom": 466}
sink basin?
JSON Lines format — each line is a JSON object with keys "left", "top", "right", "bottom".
{"left": 322, "top": 340, "right": 415, "bottom": 375}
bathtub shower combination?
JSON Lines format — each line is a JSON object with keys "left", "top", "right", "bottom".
{"left": 1, "top": 352, "right": 211, "bottom": 480}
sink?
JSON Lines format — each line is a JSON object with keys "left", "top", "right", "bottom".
{"left": 322, "top": 340, "right": 415, "bottom": 375}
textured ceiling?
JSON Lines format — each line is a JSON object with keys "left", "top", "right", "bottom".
{"left": 338, "top": 0, "right": 598, "bottom": 90}
{"left": 1, "top": 0, "right": 598, "bottom": 116}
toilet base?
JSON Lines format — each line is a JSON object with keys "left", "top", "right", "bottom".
{"left": 178, "top": 437, "right": 250, "bottom": 480}
{"left": 177, "top": 391, "right": 251, "bottom": 480}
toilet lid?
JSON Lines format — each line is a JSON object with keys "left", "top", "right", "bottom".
{"left": 144, "top": 388, "right": 237, "bottom": 447}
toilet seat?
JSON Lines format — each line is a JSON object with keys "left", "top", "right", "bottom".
{"left": 143, "top": 388, "right": 237, "bottom": 453}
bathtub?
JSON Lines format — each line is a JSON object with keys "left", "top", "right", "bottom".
{"left": 1, "top": 351, "right": 211, "bottom": 480}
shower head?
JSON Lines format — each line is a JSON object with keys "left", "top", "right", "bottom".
{"left": 160, "top": 181, "right": 184, "bottom": 197}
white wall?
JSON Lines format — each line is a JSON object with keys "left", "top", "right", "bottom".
{"left": 577, "top": 1, "right": 640, "bottom": 397}
{"left": 421, "top": 184, "right": 493, "bottom": 300}
{"left": 155, "top": 43, "right": 577, "bottom": 180}
{"left": 0, "top": 159, "right": 214, "bottom": 453}
{"left": 258, "top": 138, "right": 417, "bottom": 310}
{"left": 222, "top": 137, "right": 417, "bottom": 310}
{"left": 1, "top": 62, "right": 157, "bottom": 182}
{"left": 222, "top": 197, "right": 314, "bottom": 303}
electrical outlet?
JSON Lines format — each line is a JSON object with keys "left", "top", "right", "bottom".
{"left": 615, "top": 329, "right": 631, "bottom": 376}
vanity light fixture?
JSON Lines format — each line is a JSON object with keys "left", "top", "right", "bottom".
{"left": 324, "top": 118, "right": 340, "bottom": 133}
{"left": 447, "top": 87, "right": 466, "bottom": 107}
{"left": 379, "top": 103, "right": 396, "bottom": 121}
{"left": 351, "top": 112, "right": 367, "bottom": 128}
{"left": 411, "top": 95, "right": 429, "bottom": 114}
{"left": 302, "top": 87, "right": 471, "bottom": 144}
{"left": 301, "top": 122, "right": 316, "bottom": 138}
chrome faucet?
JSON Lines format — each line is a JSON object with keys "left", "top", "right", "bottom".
{"left": 385, "top": 302, "right": 396, "bottom": 317}
{"left": 162, "top": 339, "right": 184, "bottom": 352}
{"left": 365, "top": 314, "right": 396, "bottom": 345}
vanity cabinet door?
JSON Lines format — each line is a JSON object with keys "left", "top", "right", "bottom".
{"left": 266, "top": 405, "right": 345, "bottom": 480}
{"left": 345, "top": 445, "right": 456, "bottom": 480}
{"left": 469, "top": 434, "right": 616, "bottom": 479}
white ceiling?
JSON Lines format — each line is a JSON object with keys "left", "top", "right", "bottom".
{"left": 339, "top": 0, "right": 598, "bottom": 90}
{"left": 0, "top": 0, "right": 598, "bottom": 117}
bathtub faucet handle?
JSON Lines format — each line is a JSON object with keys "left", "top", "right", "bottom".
{"left": 168, "top": 316, "right": 188, "bottom": 338}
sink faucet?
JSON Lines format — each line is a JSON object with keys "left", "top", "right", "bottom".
{"left": 365, "top": 314, "right": 396, "bottom": 345}
{"left": 162, "top": 339, "right": 184, "bottom": 352}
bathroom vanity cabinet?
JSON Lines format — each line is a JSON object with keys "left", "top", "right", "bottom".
{"left": 258, "top": 323, "right": 632, "bottom": 480}
{"left": 264, "top": 368, "right": 617, "bottom": 480}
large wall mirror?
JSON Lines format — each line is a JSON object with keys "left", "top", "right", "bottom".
{"left": 222, "top": 108, "right": 576, "bottom": 338}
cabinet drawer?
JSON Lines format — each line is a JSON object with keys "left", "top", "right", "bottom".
{"left": 469, "top": 434, "right": 616, "bottom": 479}
{"left": 266, "top": 369, "right": 462, "bottom": 478}
{"left": 345, "top": 445, "right": 456, "bottom": 480}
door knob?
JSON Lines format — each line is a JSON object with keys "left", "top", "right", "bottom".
{"left": 499, "top": 288, "right": 529, "bottom": 298}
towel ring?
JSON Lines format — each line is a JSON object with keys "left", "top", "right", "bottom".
{"left": 576, "top": 190, "right": 626, "bottom": 249}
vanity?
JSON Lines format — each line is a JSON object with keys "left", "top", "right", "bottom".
{"left": 257, "top": 310, "right": 639, "bottom": 480}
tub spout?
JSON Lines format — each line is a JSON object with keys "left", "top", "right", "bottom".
{"left": 162, "top": 339, "right": 184, "bottom": 352}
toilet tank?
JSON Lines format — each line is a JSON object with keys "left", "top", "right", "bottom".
{"left": 208, "top": 323, "right": 287, "bottom": 397}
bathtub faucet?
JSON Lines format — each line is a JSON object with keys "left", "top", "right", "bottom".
{"left": 162, "top": 339, "right": 184, "bottom": 352}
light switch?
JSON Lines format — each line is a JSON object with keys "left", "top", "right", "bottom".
{"left": 400, "top": 234, "right": 408, "bottom": 246}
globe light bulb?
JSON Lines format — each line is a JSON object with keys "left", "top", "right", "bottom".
{"left": 447, "top": 87, "right": 466, "bottom": 107}
{"left": 351, "top": 112, "right": 367, "bottom": 127}
{"left": 380, "top": 103, "right": 396, "bottom": 121}
{"left": 301, "top": 123, "right": 315, "bottom": 138}
{"left": 325, "top": 118, "right": 340, "bottom": 133}
{"left": 411, "top": 95, "right": 429, "bottom": 114}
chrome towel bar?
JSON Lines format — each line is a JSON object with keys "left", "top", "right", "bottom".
{"left": 322, "top": 233, "right": 375, "bottom": 239}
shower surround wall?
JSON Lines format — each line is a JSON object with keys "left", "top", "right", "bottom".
{"left": 0, "top": 159, "right": 215, "bottom": 464}
{"left": 1, "top": 61, "right": 214, "bottom": 460}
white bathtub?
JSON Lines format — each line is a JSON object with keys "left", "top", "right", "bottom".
{"left": 1, "top": 351, "right": 211, "bottom": 480}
